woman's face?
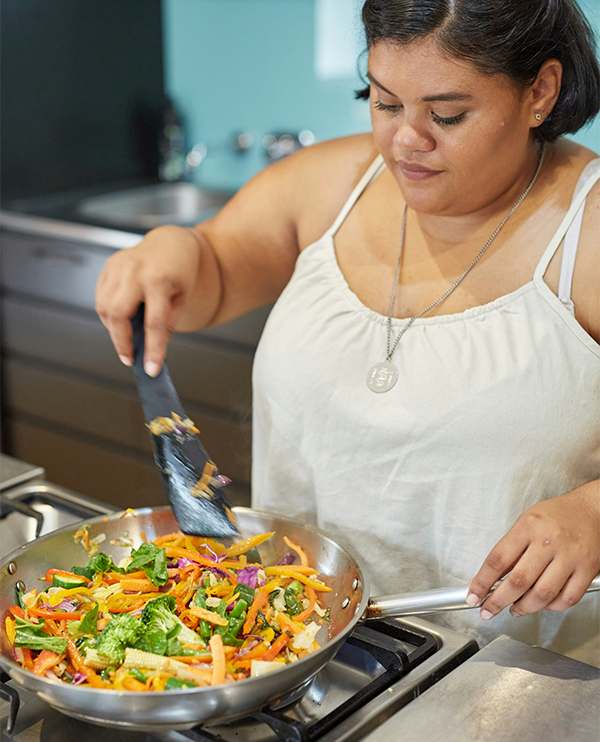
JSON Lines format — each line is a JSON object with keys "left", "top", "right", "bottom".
{"left": 368, "top": 38, "right": 537, "bottom": 216}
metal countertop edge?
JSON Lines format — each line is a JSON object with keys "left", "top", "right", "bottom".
{"left": 0, "top": 210, "right": 143, "bottom": 249}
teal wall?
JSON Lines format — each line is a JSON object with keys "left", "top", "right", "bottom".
{"left": 575, "top": 0, "right": 600, "bottom": 152}
{"left": 163, "top": 0, "right": 599, "bottom": 191}
{"left": 162, "top": 0, "right": 369, "bottom": 190}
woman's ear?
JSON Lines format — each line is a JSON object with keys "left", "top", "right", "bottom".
{"left": 528, "top": 59, "right": 562, "bottom": 128}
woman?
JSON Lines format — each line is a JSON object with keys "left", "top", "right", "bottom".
{"left": 96, "top": 0, "right": 600, "bottom": 658}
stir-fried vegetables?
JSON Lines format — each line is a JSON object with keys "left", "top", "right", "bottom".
{"left": 5, "top": 530, "right": 331, "bottom": 690}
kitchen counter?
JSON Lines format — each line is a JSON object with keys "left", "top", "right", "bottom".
{"left": 0, "top": 179, "right": 145, "bottom": 258}
{"left": 365, "top": 634, "right": 600, "bottom": 742}
{"left": 0, "top": 182, "right": 154, "bottom": 238}
{"left": 0, "top": 454, "right": 44, "bottom": 492}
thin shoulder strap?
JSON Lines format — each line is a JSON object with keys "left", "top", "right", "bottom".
{"left": 534, "top": 159, "right": 600, "bottom": 283}
{"left": 556, "top": 158, "right": 600, "bottom": 314}
{"left": 328, "top": 154, "right": 386, "bottom": 237}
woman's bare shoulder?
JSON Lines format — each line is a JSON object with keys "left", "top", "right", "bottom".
{"left": 279, "top": 133, "right": 381, "bottom": 248}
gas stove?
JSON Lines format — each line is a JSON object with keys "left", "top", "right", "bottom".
{"left": 0, "top": 460, "right": 477, "bottom": 742}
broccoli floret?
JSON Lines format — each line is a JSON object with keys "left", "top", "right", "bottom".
{"left": 96, "top": 613, "right": 143, "bottom": 664}
{"left": 141, "top": 595, "right": 199, "bottom": 645}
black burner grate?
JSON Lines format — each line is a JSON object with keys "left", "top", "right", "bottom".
{"left": 180, "top": 620, "right": 438, "bottom": 742}
{"left": 0, "top": 668, "right": 20, "bottom": 734}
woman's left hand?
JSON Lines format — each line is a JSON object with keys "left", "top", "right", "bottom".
{"left": 467, "top": 480, "right": 600, "bottom": 620}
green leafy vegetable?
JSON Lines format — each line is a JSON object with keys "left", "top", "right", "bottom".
{"left": 134, "top": 631, "right": 167, "bottom": 656}
{"left": 14, "top": 617, "right": 67, "bottom": 654}
{"left": 127, "top": 543, "right": 168, "bottom": 586}
{"left": 236, "top": 582, "right": 255, "bottom": 607}
{"left": 70, "top": 603, "right": 99, "bottom": 637}
{"left": 164, "top": 676, "right": 192, "bottom": 690}
{"left": 244, "top": 546, "right": 262, "bottom": 563}
{"left": 15, "top": 583, "right": 26, "bottom": 611}
{"left": 284, "top": 581, "right": 304, "bottom": 616}
{"left": 72, "top": 552, "right": 121, "bottom": 581}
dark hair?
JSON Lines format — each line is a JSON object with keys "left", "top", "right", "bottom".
{"left": 358, "top": 0, "right": 600, "bottom": 141}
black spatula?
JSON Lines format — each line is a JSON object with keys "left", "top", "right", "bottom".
{"left": 130, "top": 304, "right": 239, "bottom": 537}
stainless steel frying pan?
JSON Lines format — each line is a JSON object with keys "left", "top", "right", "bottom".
{"left": 1, "top": 506, "right": 598, "bottom": 731}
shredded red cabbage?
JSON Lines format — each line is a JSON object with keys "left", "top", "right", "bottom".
{"left": 237, "top": 566, "right": 260, "bottom": 588}
{"left": 204, "top": 545, "right": 227, "bottom": 563}
{"left": 72, "top": 671, "right": 87, "bottom": 685}
{"left": 211, "top": 474, "right": 232, "bottom": 489}
{"left": 205, "top": 566, "right": 229, "bottom": 579}
{"left": 277, "top": 553, "right": 296, "bottom": 566}
{"left": 235, "top": 639, "right": 261, "bottom": 657}
{"left": 40, "top": 599, "right": 77, "bottom": 612}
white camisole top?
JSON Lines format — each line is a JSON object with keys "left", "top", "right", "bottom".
{"left": 252, "top": 154, "right": 600, "bottom": 658}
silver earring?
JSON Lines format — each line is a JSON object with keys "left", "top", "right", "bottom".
{"left": 534, "top": 112, "right": 543, "bottom": 122}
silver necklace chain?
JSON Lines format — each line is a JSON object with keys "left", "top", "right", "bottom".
{"left": 385, "top": 144, "right": 546, "bottom": 362}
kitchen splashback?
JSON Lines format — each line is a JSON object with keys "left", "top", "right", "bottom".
{"left": 162, "top": 0, "right": 371, "bottom": 192}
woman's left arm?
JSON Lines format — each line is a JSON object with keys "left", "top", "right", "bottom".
{"left": 467, "top": 479, "right": 600, "bottom": 619}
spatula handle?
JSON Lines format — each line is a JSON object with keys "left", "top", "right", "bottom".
{"left": 365, "top": 573, "right": 600, "bottom": 619}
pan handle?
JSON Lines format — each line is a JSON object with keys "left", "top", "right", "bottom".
{"left": 365, "top": 573, "right": 600, "bottom": 620}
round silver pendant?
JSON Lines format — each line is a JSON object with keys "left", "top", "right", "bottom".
{"left": 367, "top": 361, "right": 399, "bottom": 393}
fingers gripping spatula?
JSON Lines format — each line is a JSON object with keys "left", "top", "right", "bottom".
{"left": 130, "top": 304, "right": 239, "bottom": 538}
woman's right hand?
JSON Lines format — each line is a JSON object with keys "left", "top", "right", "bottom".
{"left": 95, "top": 225, "right": 210, "bottom": 376}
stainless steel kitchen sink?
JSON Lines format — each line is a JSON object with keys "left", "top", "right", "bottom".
{"left": 77, "top": 181, "right": 234, "bottom": 229}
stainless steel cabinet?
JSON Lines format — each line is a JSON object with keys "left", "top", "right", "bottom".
{"left": 0, "top": 227, "right": 270, "bottom": 509}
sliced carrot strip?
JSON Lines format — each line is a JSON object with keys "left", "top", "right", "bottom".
{"left": 189, "top": 606, "right": 228, "bottom": 626}
{"left": 261, "top": 633, "right": 290, "bottom": 662}
{"left": 210, "top": 634, "right": 225, "bottom": 686}
{"left": 33, "top": 649, "right": 65, "bottom": 676}
{"left": 120, "top": 578, "right": 160, "bottom": 593}
{"left": 109, "top": 570, "right": 147, "bottom": 581}
{"left": 67, "top": 639, "right": 110, "bottom": 688}
{"left": 295, "top": 586, "right": 317, "bottom": 623}
{"left": 242, "top": 589, "right": 269, "bottom": 635}
{"left": 21, "top": 648, "right": 35, "bottom": 671}
{"left": 283, "top": 536, "right": 308, "bottom": 567}
{"left": 29, "top": 608, "right": 83, "bottom": 620}
{"left": 276, "top": 611, "right": 302, "bottom": 635}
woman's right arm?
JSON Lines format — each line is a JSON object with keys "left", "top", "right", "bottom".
{"left": 95, "top": 152, "right": 304, "bottom": 376}
{"left": 95, "top": 133, "right": 378, "bottom": 374}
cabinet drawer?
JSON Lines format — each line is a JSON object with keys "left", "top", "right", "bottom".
{"left": 2, "top": 297, "right": 254, "bottom": 416}
{"left": 4, "top": 358, "right": 251, "bottom": 484}
{"left": 8, "top": 417, "right": 167, "bottom": 509}
{"left": 1, "top": 229, "right": 271, "bottom": 348}
{"left": 1, "top": 231, "right": 116, "bottom": 312}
